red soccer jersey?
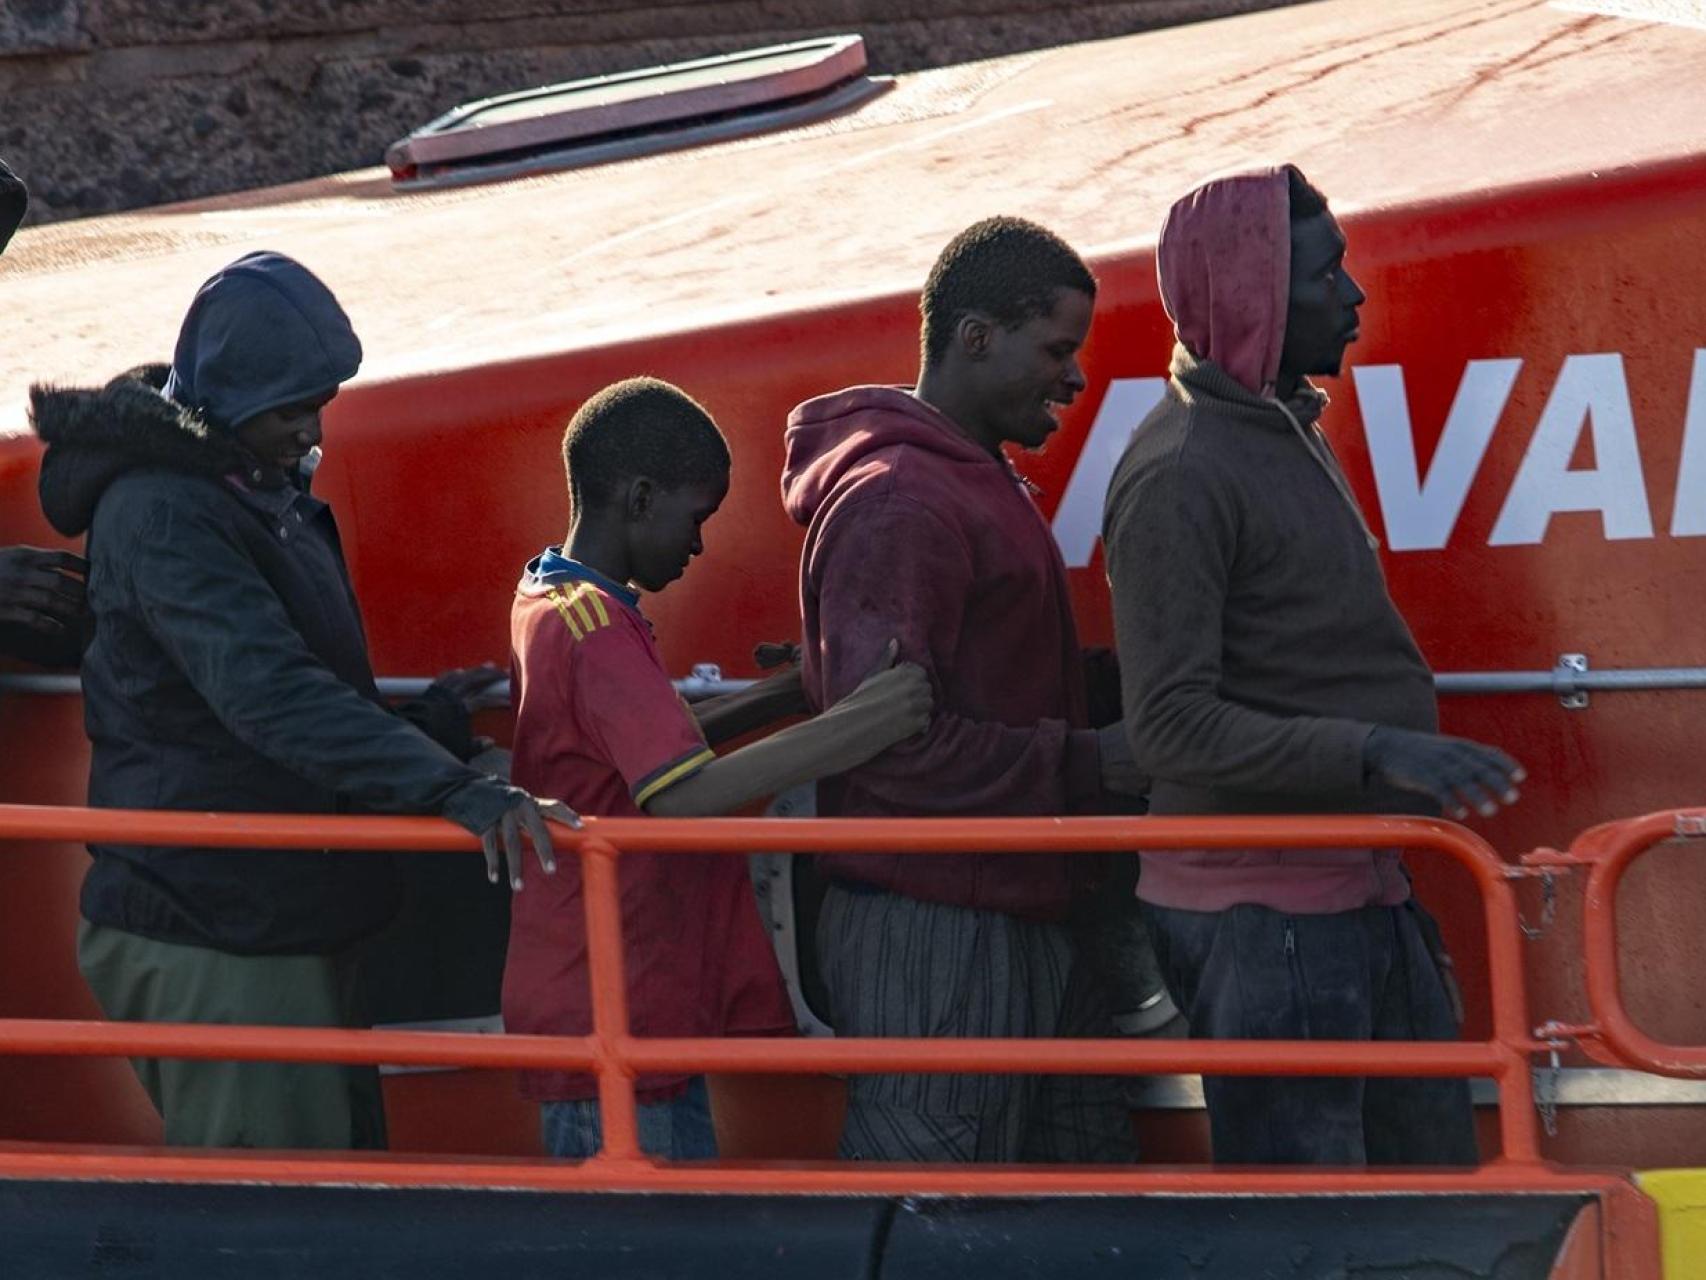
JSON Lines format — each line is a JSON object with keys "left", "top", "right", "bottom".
{"left": 501, "top": 552, "right": 794, "bottom": 1102}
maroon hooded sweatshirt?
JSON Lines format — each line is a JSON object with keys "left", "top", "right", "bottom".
{"left": 1102, "top": 164, "right": 1434, "bottom": 915}
{"left": 782, "top": 386, "right": 1102, "bottom": 920}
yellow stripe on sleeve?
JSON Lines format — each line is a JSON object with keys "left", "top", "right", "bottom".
{"left": 632, "top": 747, "right": 717, "bottom": 808}
{"left": 581, "top": 584, "right": 611, "bottom": 628}
{"left": 565, "top": 583, "right": 598, "bottom": 632}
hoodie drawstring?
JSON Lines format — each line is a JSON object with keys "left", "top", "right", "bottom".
{"left": 1268, "top": 395, "right": 1381, "bottom": 553}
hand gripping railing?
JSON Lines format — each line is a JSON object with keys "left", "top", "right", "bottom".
{"left": 0, "top": 804, "right": 1565, "bottom": 1192}
{"left": 1527, "top": 807, "right": 1706, "bottom": 1079}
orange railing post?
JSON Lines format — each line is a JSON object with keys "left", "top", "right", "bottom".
{"left": 1476, "top": 839, "right": 1543, "bottom": 1164}
{"left": 580, "top": 835, "right": 644, "bottom": 1162}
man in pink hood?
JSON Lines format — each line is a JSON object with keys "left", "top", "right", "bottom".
{"left": 781, "top": 217, "right": 1146, "bottom": 1163}
{"left": 1102, "top": 165, "right": 1525, "bottom": 1165}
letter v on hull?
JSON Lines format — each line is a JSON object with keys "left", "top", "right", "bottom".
{"left": 1051, "top": 377, "right": 1167, "bottom": 569}
{"left": 1353, "top": 359, "right": 1520, "bottom": 552}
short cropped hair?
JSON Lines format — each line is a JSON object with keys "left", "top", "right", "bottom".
{"left": 1287, "top": 167, "right": 1330, "bottom": 221}
{"left": 562, "top": 377, "right": 730, "bottom": 513}
{"left": 919, "top": 216, "right": 1097, "bottom": 366}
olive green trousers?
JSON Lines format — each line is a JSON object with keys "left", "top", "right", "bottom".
{"left": 77, "top": 920, "right": 386, "bottom": 1150}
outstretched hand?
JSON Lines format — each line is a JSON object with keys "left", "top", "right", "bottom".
{"left": 1363, "top": 726, "right": 1526, "bottom": 820}
{"left": 826, "top": 638, "right": 933, "bottom": 749}
{"left": 753, "top": 640, "right": 802, "bottom": 670}
{"left": 482, "top": 792, "right": 581, "bottom": 891}
{"left": 431, "top": 662, "right": 508, "bottom": 712}
{"left": 0, "top": 546, "right": 87, "bottom": 636}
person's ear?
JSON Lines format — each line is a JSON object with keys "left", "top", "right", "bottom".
{"left": 626, "top": 476, "right": 654, "bottom": 522}
{"left": 956, "top": 312, "right": 995, "bottom": 362}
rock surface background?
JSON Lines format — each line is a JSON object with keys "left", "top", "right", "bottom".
{"left": 2, "top": 0, "right": 1293, "bottom": 224}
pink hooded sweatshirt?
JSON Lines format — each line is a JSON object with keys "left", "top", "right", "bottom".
{"left": 782, "top": 387, "right": 1102, "bottom": 920}
{"left": 1101, "top": 164, "right": 1434, "bottom": 914}
{"left": 1158, "top": 164, "right": 1294, "bottom": 396}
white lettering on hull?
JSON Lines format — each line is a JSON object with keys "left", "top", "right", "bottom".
{"left": 1353, "top": 359, "right": 1519, "bottom": 552}
{"left": 1050, "top": 377, "right": 1166, "bottom": 569}
{"left": 1488, "top": 353, "right": 1653, "bottom": 546}
{"left": 1671, "top": 348, "right": 1706, "bottom": 538}
{"left": 1053, "top": 348, "right": 1706, "bottom": 565}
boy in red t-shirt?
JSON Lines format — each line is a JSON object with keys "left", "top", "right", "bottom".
{"left": 504, "top": 377, "right": 930, "bottom": 1159}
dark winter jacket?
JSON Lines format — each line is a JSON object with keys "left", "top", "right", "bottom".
{"left": 1103, "top": 166, "right": 1435, "bottom": 915}
{"left": 31, "top": 300, "right": 515, "bottom": 953}
{"left": 0, "top": 158, "right": 63, "bottom": 665}
{"left": 782, "top": 386, "right": 1102, "bottom": 920}
{"left": 0, "top": 157, "right": 24, "bottom": 253}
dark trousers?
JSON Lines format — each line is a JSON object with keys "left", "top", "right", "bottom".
{"left": 1140, "top": 899, "right": 1477, "bottom": 1166}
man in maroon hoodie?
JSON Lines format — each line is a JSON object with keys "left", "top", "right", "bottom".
{"left": 782, "top": 217, "right": 1145, "bottom": 1163}
{"left": 1102, "top": 166, "right": 1525, "bottom": 1165}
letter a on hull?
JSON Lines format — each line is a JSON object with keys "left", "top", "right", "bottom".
{"left": 1490, "top": 353, "right": 1654, "bottom": 546}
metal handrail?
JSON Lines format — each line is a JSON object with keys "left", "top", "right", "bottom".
{"left": 1435, "top": 667, "right": 1706, "bottom": 695}
{"left": 4, "top": 664, "right": 1705, "bottom": 703}
{"left": 0, "top": 804, "right": 1544, "bottom": 1176}
{"left": 0, "top": 672, "right": 753, "bottom": 699}
{"left": 1526, "top": 808, "right": 1706, "bottom": 1079}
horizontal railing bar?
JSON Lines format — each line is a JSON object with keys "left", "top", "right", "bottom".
{"left": 0, "top": 673, "right": 751, "bottom": 700}
{"left": 1136, "top": 1067, "right": 1706, "bottom": 1110}
{"left": 617, "top": 1036, "right": 1507, "bottom": 1077}
{"left": 0, "top": 805, "right": 1496, "bottom": 858}
{"left": 0, "top": 1018, "right": 1507, "bottom": 1078}
{"left": 0, "top": 1019, "right": 600, "bottom": 1071}
{"left": 5, "top": 666, "right": 1701, "bottom": 701}
{"left": 0, "top": 1144, "right": 1628, "bottom": 1194}
{"left": 1436, "top": 667, "right": 1706, "bottom": 695}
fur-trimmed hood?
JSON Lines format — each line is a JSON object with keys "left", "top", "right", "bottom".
{"left": 30, "top": 364, "right": 245, "bottom": 537}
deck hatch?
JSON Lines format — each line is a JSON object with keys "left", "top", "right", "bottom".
{"left": 385, "top": 35, "right": 887, "bottom": 190}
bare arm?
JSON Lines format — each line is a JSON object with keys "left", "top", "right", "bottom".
{"left": 646, "top": 646, "right": 930, "bottom": 817}
{"left": 690, "top": 664, "right": 809, "bottom": 748}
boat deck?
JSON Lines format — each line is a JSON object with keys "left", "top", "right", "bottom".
{"left": 2, "top": 0, "right": 1703, "bottom": 412}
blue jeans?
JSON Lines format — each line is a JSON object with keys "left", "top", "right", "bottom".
{"left": 1140, "top": 899, "right": 1478, "bottom": 1166}
{"left": 541, "top": 1076, "right": 718, "bottom": 1160}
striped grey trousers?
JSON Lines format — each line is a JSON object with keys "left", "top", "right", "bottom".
{"left": 817, "top": 882, "right": 1137, "bottom": 1164}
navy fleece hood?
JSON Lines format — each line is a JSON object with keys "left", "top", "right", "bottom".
{"left": 162, "top": 251, "right": 362, "bottom": 431}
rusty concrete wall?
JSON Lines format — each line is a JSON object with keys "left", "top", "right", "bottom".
{"left": 1, "top": 1, "right": 1297, "bottom": 224}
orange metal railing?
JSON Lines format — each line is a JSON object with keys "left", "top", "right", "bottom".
{"left": 0, "top": 802, "right": 1577, "bottom": 1193}
{"left": 1525, "top": 807, "right": 1706, "bottom": 1080}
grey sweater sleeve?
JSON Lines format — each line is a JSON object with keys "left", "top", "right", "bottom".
{"left": 1103, "top": 448, "right": 1373, "bottom": 796}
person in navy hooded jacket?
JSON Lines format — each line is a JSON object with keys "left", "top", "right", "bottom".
{"left": 29, "top": 251, "right": 573, "bottom": 1149}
